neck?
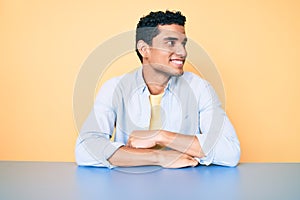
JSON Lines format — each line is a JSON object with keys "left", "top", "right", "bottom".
{"left": 142, "top": 65, "right": 170, "bottom": 95}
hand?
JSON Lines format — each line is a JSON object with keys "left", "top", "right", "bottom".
{"left": 158, "top": 150, "right": 199, "bottom": 168}
{"left": 127, "top": 130, "right": 162, "bottom": 149}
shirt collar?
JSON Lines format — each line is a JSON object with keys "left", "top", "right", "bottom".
{"left": 136, "top": 67, "right": 147, "bottom": 94}
{"left": 136, "top": 67, "right": 178, "bottom": 95}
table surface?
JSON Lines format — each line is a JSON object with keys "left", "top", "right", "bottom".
{"left": 0, "top": 162, "right": 299, "bottom": 200}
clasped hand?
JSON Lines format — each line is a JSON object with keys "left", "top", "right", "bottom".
{"left": 126, "top": 130, "right": 199, "bottom": 168}
{"left": 126, "top": 130, "right": 162, "bottom": 148}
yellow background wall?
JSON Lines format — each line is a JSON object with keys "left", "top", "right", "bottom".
{"left": 1, "top": 0, "right": 299, "bottom": 162}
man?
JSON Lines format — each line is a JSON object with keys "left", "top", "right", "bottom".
{"left": 75, "top": 10, "right": 240, "bottom": 168}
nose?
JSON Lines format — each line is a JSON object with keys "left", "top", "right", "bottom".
{"left": 175, "top": 44, "right": 187, "bottom": 58}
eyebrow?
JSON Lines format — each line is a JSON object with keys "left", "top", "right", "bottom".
{"left": 164, "top": 37, "right": 178, "bottom": 41}
{"left": 163, "top": 37, "right": 188, "bottom": 42}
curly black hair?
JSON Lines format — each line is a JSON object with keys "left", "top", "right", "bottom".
{"left": 136, "top": 10, "right": 186, "bottom": 63}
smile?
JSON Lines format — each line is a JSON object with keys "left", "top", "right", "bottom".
{"left": 170, "top": 59, "right": 184, "bottom": 67}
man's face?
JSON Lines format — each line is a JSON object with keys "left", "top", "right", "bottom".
{"left": 145, "top": 24, "right": 187, "bottom": 77}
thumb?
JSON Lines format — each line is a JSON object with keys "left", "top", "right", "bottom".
{"left": 190, "top": 159, "right": 198, "bottom": 167}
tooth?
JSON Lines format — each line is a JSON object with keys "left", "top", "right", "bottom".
{"left": 172, "top": 60, "right": 183, "bottom": 64}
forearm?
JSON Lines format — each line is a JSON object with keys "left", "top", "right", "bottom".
{"left": 108, "top": 146, "right": 159, "bottom": 167}
{"left": 127, "top": 130, "right": 205, "bottom": 158}
{"left": 157, "top": 130, "right": 205, "bottom": 158}
{"left": 108, "top": 146, "right": 199, "bottom": 168}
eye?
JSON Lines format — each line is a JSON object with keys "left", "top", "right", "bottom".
{"left": 167, "top": 40, "right": 175, "bottom": 47}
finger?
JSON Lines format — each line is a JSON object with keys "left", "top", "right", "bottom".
{"left": 126, "top": 140, "right": 132, "bottom": 147}
{"left": 190, "top": 158, "right": 198, "bottom": 167}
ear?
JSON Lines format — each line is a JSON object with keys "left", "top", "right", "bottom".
{"left": 137, "top": 40, "right": 150, "bottom": 59}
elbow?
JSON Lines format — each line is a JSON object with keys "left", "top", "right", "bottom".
{"left": 213, "top": 143, "right": 240, "bottom": 167}
{"left": 200, "top": 146, "right": 240, "bottom": 167}
{"left": 74, "top": 137, "right": 116, "bottom": 168}
{"left": 74, "top": 138, "right": 96, "bottom": 167}
{"left": 224, "top": 146, "right": 241, "bottom": 167}
{"left": 226, "top": 156, "right": 240, "bottom": 167}
{"left": 75, "top": 143, "right": 102, "bottom": 167}
{"left": 75, "top": 142, "right": 88, "bottom": 166}
{"left": 219, "top": 137, "right": 241, "bottom": 167}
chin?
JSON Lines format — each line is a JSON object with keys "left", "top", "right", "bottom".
{"left": 173, "top": 70, "right": 184, "bottom": 77}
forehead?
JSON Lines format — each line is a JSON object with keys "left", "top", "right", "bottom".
{"left": 156, "top": 24, "right": 186, "bottom": 38}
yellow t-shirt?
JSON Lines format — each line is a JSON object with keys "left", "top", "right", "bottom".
{"left": 149, "top": 93, "right": 163, "bottom": 130}
{"left": 110, "top": 93, "right": 163, "bottom": 142}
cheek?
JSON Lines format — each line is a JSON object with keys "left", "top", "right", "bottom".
{"left": 149, "top": 47, "right": 174, "bottom": 64}
{"left": 156, "top": 50, "right": 172, "bottom": 60}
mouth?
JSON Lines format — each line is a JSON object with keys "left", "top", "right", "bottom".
{"left": 170, "top": 59, "right": 185, "bottom": 68}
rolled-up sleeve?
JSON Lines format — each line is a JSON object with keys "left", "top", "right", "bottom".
{"left": 195, "top": 80, "right": 240, "bottom": 167}
{"left": 196, "top": 117, "right": 240, "bottom": 167}
{"left": 75, "top": 78, "right": 124, "bottom": 168}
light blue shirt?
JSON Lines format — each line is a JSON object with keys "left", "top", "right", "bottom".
{"left": 75, "top": 67, "right": 240, "bottom": 168}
